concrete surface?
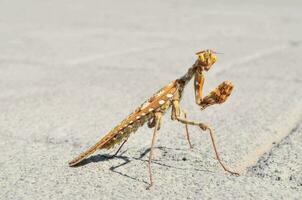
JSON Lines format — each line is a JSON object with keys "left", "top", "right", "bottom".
{"left": 1, "top": 0, "right": 302, "bottom": 199}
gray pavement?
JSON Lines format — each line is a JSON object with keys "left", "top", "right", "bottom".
{"left": 1, "top": 0, "right": 302, "bottom": 199}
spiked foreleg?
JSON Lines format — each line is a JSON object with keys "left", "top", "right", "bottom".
{"left": 194, "top": 69, "right": 205, "bottom": 106}
{"left": 171, "top": 100, "right": 239, "bottom": 176}
{"left": 194, "top": 71, "right": 234, "bottom": 110}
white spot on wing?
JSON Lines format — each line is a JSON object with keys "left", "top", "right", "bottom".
{"left": 159, "top": 100, "right": 165, "bottom": 105}
{"left": 166, "top": 94, "right": 173, "bottom": 98}
{"left": 149, "top": 108, "right": 154, "bottom": 112}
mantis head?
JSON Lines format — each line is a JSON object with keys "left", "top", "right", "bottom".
{"left": 196, "top": 49, "right": 217, "bottom": 71}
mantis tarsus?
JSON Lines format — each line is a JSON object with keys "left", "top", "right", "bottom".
{"left": 69, "top": 50, "right": 239, "bottom": 189}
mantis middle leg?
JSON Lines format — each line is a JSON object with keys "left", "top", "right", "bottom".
{"left": 171, "top": 99, "right": 239, "bottom": 176}
{"left": 171, "top": 105, "right": 193, "bottom": 149}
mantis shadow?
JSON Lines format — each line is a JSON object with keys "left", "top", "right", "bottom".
{"left": 70, "top": 150, "right": 149, "bottom": 184}
{"left": 71, "top": 146, "right": 212, "bottom": 184}
{"left": 69, "top": 153, "right": 128, "bottom": 167}
{"left": 69, "top": 146, "right": 156, "bottom": 168}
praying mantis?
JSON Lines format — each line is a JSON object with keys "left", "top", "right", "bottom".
{"left": 69, "top": 49, "right": 239, "bottom": 189}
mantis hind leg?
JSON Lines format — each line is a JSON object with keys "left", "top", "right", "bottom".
{"left": 146, "top": 112, "right": 163, "bottom": 190}
{"left": 110, "top": 115, "right": 161, "bottom": 158}
{"left": 109, "top": 136, "right": 129, "bottom": 158}
{"left": 147, "top": 115, "right": 161, "bottom": 130}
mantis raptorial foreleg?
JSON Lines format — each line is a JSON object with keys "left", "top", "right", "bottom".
{"left": 194, "top": 71, "right": 234, "bottom": 110}
{"left": 146, "top": 112, "right": 163, "bottom": 190}
{"left": 171, "top": 99, "right": 239, "bottom": 176}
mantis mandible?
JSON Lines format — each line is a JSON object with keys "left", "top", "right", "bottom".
{"left": 69, "top": 50, "right": 239, "bottom": 189}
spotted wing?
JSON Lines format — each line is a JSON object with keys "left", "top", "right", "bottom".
{"left": 69, "top": 81, "right": 178, "bottom": 166}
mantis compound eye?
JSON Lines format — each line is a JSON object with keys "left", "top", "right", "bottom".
{"left": 196, "top": 51, "right": 206, "bottom": 62}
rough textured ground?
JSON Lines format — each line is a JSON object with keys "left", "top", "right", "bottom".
{"left": 1, "top": 0, "right": 302, "bottom": 199}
